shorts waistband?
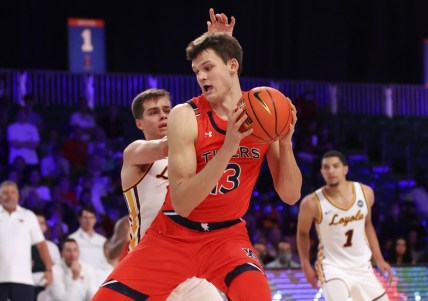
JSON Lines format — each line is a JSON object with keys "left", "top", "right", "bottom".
{"left": 163, "top": 210, "right": 242, "bottom": 232}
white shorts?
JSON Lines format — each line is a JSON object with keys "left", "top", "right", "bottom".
{"left": 321, "top": 264, "right": 389, "bottom": 301}
{"left": 167, "top": 277, "right": 227, "bottom": 301}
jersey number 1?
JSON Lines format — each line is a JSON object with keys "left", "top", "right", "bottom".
{"left": 343, "top": 229, "right": 354, "bottom": 247}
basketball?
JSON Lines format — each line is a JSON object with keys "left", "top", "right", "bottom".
{"left": 238, "top": 86, "right": 292, "bottom": 143}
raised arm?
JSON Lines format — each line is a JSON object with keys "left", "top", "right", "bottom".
{"left": 363, "top": 184, "right": 393, "bottom": 282}
{"left": 265, "top": 100, "right": 301, "bottom": 204}
{"left": 207, "top": 8, "right": 235, "bottom": 36}
{"left": 167, "top": 104, "right": 251, "bottom": 217}
{"left": 296, "top": 194, "right": 319, "bottom": 288}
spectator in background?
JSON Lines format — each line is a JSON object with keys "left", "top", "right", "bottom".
{"left": 69, "top": 97, "right": 96, "bottom": 142}
{"left": 253, "top": 241, "right": 275, "bottom": 266}
{"left": 37, "top": 238, "right": 98, "bottom": 301}
{"left": 32, "top": 211, "right": 61, "bottom": 300}
{"left": 97, "top": 105, "right": 124, "bottom": 143}
{"left": 88, "top": 126, "right": 109, "bottom": 157}
{"left": 387, "top": 237, "right": 413, "bottom": 265}
{"left": 7, "top": 107, "right": 40, "bottom": 166}
{"left": 8, "top": 155, "right": 28, "bottom": 186}
{"left": 40, "top": 146, "right": 70, "bottom": 183}
{"left": 380, "top": 201, "right": 408, "bottom": 253}
{"left": 0, "top": 180, "right": 53, "bottom": 301}
{"left": 68, "top": 206, "right": 108, "bottom": 283}
{"left": 103, "top": 216, "right": 130, "bottom": 268}
{"left": 62, "top": 127, "right": 89, "bottom": 176}
{"left": 21, "top": 168, "right": 51, "bottom": 202}
{"left": 265, "top": 239, "right": 300, "bottom": 269}
{"left": 39, "top": 129, "right": 60, "bottom": 159}
{"left": 23, "top": 94, "right": 43, "bottom": 132}
{"left": 406, "top": 171, "right": 428, "bottom": 223}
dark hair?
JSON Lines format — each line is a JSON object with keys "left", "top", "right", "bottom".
{"left": 322, "top": 150, "right": 348, "bottom": 166}
{"left": 186, "top": 32, "right": 243, "bottom": 76}
{"left": 60, "top": 238, "right": 78, "bottom": 251}
{"left": 78, "top": 205, "right": 97, "bottom": 217}
{"left": 388, "top": 237, "right": 413, "bottom": 264}
{"left": 131, "top": 88, "right": 171, "bottom": 120}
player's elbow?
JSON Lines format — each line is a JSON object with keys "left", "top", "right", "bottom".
{"left": 172, "top": 204, "right": 192, "bottom": 218}
{"left": 171, "top": 197, "right": 192, "bottom": 217}
{"left": 277, "top": 189, "right": 301, "bottom": 205}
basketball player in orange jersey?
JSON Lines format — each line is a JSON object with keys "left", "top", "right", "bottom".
{"left": 114, "top": 9, "right": 236, "bottom": 258}
{"left": 91, "top": 9, "right": 236, "bottom": 301}
{"left": 92, "top": 25, "right": 302, "bottom": 301}
{"left": 297, "top": 150, "right": 393, "bottom": 301}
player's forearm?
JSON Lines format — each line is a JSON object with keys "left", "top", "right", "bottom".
{"left": 170, "top": 149, "right": 232, "bottom": 217}
{"left": 296, "top": 231, "right": 312, "bottom": 267}
{"left": 273, "top": 143, "right": 302, "bottom": 204}
{"left": 366, "top": 224, "right": 386, "bottom": 264}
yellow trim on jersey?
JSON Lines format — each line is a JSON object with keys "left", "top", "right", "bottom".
{"left": 321, "top": 183, "right": 356, "bottom": 211}
{"left": 358, "top": 182, "right": 371, "bottom": 210}
{"left": 124, "top": 188, "right": 139, "bottom": 250}
{"left": 314, "top": 192, "right": 323, "bottom": 224}
{"left": 122, "top": 163, "right": 154, "bottom": 192}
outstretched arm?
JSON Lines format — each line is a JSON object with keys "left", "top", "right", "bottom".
{"left": 207, "top": 8, "right": 235, "bottom": 36}
{"left": 297, "top": 194, "right": 319, "bottom": 288}
{"left": 363, "top": 185, "right": 393, "bottom": 282}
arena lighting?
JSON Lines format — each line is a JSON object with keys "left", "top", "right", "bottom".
{"left": 266, "top": 266, "right": 428, "bottom": 301}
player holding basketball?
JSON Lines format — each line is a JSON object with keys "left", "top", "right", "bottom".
{"left": 120, "top": 8, "right": 236, "bottom": 255}
{"left": 92, "top": 9, "right": 236, "bottom": 301}
{"left": 93, "top": 22, "right": 302, "bottom": 301}
{"left": 297, "top": 150, "right": 393, "bottom": 301}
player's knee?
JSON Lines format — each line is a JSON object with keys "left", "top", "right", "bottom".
{"left": 226, "top": 270, "right": 271, "bottom": 301}
{"left": 167, "top": 277, "right": 226, "bottom": 301}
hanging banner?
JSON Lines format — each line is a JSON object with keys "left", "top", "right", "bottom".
{"left": 68, "top": 18, "right": 106, "bottom": 73}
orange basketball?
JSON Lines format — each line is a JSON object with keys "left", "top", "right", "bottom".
{"left": 238, "top": 86, "right": 292, "bottom": 143}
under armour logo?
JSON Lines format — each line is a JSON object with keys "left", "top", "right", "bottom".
{"left": 205, "top": 131, "right": 213, "bottom": 137}
{"left": 201, "top": 223, "right": 210, "bottom": 231}
{"left": 242, "top": 248, "right": 258, "bottom": 261}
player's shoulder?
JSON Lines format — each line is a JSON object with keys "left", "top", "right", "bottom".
{"left": 299, "top": 191, "right": 319, "bottom": 211}
{"left": 170, "top": 101, "right": 195, "bottom": 116}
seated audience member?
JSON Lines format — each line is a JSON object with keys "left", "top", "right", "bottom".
{"left": 265, "top": 239, "right": 300, "bottom": 269}
{"left": 32, "top": 212, "right": 61, "bottom": 299}
{"left": 406, "top": 171, "right": 428, "bottom": 222}
{"left": 69, "top": 97, "right": 96, "bottom": 141}
{"left": 97, "top": 105, "right": 124, "bottom": 142}
{"left": 68, "top": 206, "right": 108, "bottom": 282}
{"left": 22, "top": 169, "right": 51, "bottom": 202}
{"left": 387, "top": 237, "right": 413, "bottom": 265}
{"left": 7, "top": 107, "right": 40, "bottom": 166}
{"left": 40, "top": 146, "right": 70, "bottom": 182}
{"left": 23, "top": 94, "right": 43, "bottom": 131}
{"left": 37, "top": 238, "right": 98, "bottom": 301}
{"left": 253, "top": 241, "right": 275, "bottom": 266}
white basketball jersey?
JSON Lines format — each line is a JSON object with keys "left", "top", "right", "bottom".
{"left": 315, "top": 182, "right": 372, "bottom": 269}
{"left": 123, "top": 158, "right": 168, "bottom": 251}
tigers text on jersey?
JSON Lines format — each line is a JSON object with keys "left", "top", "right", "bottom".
{"left": 162, "top": 94, "right": 269, "bottom": 223}
{"left": 123, "top": 158, "right": 168, "bottom": 251}
{"left": 315, "top": 182, "right": 372, "bottom": 268}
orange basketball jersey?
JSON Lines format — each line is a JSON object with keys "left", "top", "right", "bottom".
{"left": 162, "top": 94, "right": 269, "bottom": 222}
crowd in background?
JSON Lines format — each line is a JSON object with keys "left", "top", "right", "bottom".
{"left": 0, "top": 89, "right": 428, "bottom": 280}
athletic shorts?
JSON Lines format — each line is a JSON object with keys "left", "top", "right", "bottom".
{"left": 321, "top": 263, "right": 388, "bottom": 301}
{"left": 101, "top": 212, "right": 264, "bottom": 300}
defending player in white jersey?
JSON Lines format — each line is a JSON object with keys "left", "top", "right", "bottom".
{"left": 297, "top": 150, "right": 393, "bottom": 301}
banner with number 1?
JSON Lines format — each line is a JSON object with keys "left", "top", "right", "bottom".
{"left": 68, "top": 18, "right": 106, "bottom": 73}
